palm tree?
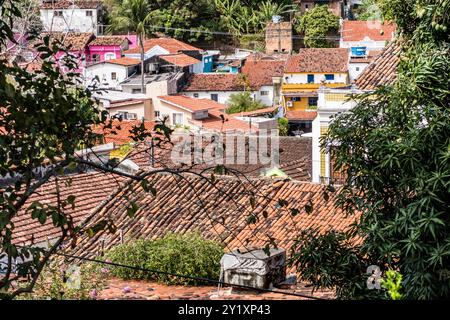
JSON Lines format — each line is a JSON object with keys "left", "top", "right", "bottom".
{"left": 108, "top": 0, "right": 152, "bottom": 93}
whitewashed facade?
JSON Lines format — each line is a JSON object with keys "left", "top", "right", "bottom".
{"left": 84, "top": 62, "right": 138, "bottom": 89}
{"left": 40, "top": 5, "right": 103, "bottom": 34}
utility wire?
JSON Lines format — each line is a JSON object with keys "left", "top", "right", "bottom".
{"left": 55, "top": 251, "right": 326, "bottom": 300}
{"left": 99, "top": 24, "right": 343, "bottom": 40}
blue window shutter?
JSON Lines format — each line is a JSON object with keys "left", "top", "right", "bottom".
{"left": 325, "top": 74, "right": 335, "bottom": 81}
{"left": 307, "top": 74, "right": 314, "bottom": 83}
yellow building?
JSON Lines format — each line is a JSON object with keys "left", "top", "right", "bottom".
{"left": 282, "top": 48, "right": 349, "bottom": 111}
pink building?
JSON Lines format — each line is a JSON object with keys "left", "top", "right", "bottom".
{"left": 52, "top": 32, "right": 94, "bottom": 73}
{"left": 88, "top": 36, "right": 132, "bottom": 63}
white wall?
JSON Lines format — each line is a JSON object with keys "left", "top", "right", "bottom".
{"left": 349, "top": 62, "right": 370, "bottom": 82}
{"left": 340, "top": 39, "right": 388, "bottom": 52}
{"left": 254, "top": 85, "right": 274, "bottom": 106}
{"left": 153, "top": 99, "right": 194, "bottom": 127}
{"left": 40, "top": 8, "right": 99, "bottom": 34}
{"left": 124, "top": 45, "right": 169, "bottom": 60}
{"left": 191, "top": 61, "right": 204, "bottom": 74}
{"left": 84, "top": 63, "right": 129, "bottom": 89}
{"left": 283, "top": 73, "right": 348, "bottom": 84}
{"left": 108, "top": 103, "right": 147, "bottom": 120}
{"left": 182, "top": 90, "right": 267, "bottom": 106}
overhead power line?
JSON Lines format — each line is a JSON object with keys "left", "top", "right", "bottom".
{"left": 55, "top": 251, "right": 327, "bottom": 300}
{"left": 99, "top": 24, "right": 343, "bottom": 40}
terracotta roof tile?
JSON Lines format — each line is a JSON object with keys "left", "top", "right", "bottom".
{"left": 286, "top": 48, "right": 348, "bottom": 73}
{"left": 354, "top": 41, "right": 401, "bottom": 90}
{"left": 124, "top": 38, "right": 202, "bottom": 55}
{"left": 285, "top": 110, "right": 317, "bottom": 121}
{"left": 40, "top": 0, "right": 103, "bottom": 9}
{"left": 159, "top": 53, "right": 201, "bottom": 67}
{"left": 158, "top": 95, "right": 225, "bottom": 112}
{"left": 93, "top": 120, "right": 155, "bottom": 144}
{"left": 12, "top": 172, "right": 125, "bottom": 246}
{"left": 43, "top": 32, "right": 95, "bottom": 51}
{"left": 90, "top": 36, "right": 129, "bottom": 46}
{"left": 183, "top": 74, "right": 242, "bottom": 92}
{"left": 104, "top": 57, "right": 141, "bottom": 66}
{"left": 342, "top": 20, "right": 396, "bottom": 42}
{"left": 241, "top": 58, "right": 286, "bottom": 89}
{"left": 68, "top": 173, "right": 358, "bottom": 259}
{"left": 196, "top": 109, "right": 258, "bottom": 132}
{"left": 128, "top": 136, "right": 312, "bottom": 181}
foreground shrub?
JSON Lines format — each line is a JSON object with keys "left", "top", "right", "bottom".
{"left": 105, "top": 232, "right": 224, "bottom": 285}
{"left": 18, "top": 260, "right": 109, "bottom": 300}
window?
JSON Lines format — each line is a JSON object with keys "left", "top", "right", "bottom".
{"left": 356, "top": 67, "right": 360, "bottom": 71}
{"left": 54, "top": 11, "right": 63, "bottom": 17}
{"left": 260, "top": 90, "right": 269, "bottom": 96}
{"left": 292, "top": 97, "right": 301, "bottom": 102}
{"left": 210, "top": 93, "right": 218, "bottom": 102}
{"left": 154, "top": 111, "right": 160, "bottom": 118}
{"left": 111, "top": 72, "right": 117, "bottom": 80}
{"left": 86, "top": 10, "right": 93, "bottom": 17}
{"left": 105, "top": 53, "right": 115, "bottom": 60}
{"left": 193, "top": 93, "right": 199, "bottom": 98}
{"left": 308, "top": 97, "right": 318, "bottom": 107}
{"left": 325, "top": 74, "right": 335, "bottom": 81}
{"left": 92, "top": 54, "right": 100, "bottom": 62}
{"left": 132, "top": 88, "right": 142, "bottom": 94}
{"left": 117, "top": 111, "right": 137, "bottom": 120}
{"left": 307, "top": 74, "right": 314, "bottom": 83}
{"left": 172, "top": 113, "right": 183, "bottom": 125}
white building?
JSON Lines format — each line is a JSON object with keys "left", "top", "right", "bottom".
{"left": 340, "top": 20, "right": 396, "bottom": 52}
{"left": 92, "top": 90, "right": 154, "bottom": 121}
{"left": 311, "top": 43, "right": 400, "bottom": 184}
{"left": 182, "top": 58, "right": 285, "bottom": 107}
{"left": 84, "top": 57, "right": 141, "bottom": 89}
{"left": 39, "top": 0, "right": 104, "bottom": 35}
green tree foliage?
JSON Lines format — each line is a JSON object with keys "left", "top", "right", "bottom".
{"left": 295, "top": 5, "right": 339, "bottom": 48}
{"left": 290, "top": 0, "right": 450, "bottom": 299}
{"left": 106, "top": 232, "right": 224, "bottom": 285}
{"left": 0, "top": 0, "right": 173, "bottom": 299}
{"left": 225, "top": 92, "right": 265, "bottom": 114}
{"left": 108, "top": 0, "right": 152, "bottom": 93}
{"left": 19, "top": 261, "right": 110, "bottom": 300}
{"left": 353, "top": 0, "right": 382, "bottom": 21}
{"left": 381, "top": 270, "right": 403, "bottom": 300}
{"left": 277, "top": 117, "right": 289, "bottom": 136}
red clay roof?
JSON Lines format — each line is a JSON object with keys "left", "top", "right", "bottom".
{"left": 354, "top": 41, "right": 400, "bottom": 90}
{"left": 99, "top": 278, "right": 334, "bottom": 300}
{"left": 124, "top": 38, "right": 202, "bottom": 55}
{"left": 342, "top": 20, "right": 396, "bottom": 42}
{"left": 42, "top": 32, "right": 95, "bottom": 51}
{"left": 159, "top": 53, "right": 201, "bottom": 67}
{"left": 237, "top": 107, "right": 277, "bottom": 117}
{"left": 285, "top": 110, "right": 318, "bottom": 121}
{"left": 93, "top": 120, "right": 155, "bottom": 145}
{"left": 90, "top": 36, "right": 129, "bottom": 46}
{"left": 128, "top": 136, "right": 312, "bottom": 181}
{"left": 241, "top": 58, "right": 286, "bottom": 88}
{"left": 105, "top": 57, "right": 141, "bottom": 66}
{"left": 198, "top": 109, "right": 257, "bottom": 132}
{"left": 13, "top": 172, "right": 126, "bottom": 246}
{"left": 158, "top": 95, "right": 225, "bottom": 112}
{"left": 285, "top": 48, "right": 349, "bottom": 73}
{"left": 183, "top": 74, "right": 242, "bottom": 92}
{"left": 68, "top": 174, "right": 358, "bottom": 259}
{"left": 40, "top": 0, "right": 102, "bottom": 9}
